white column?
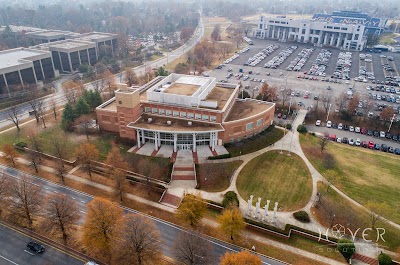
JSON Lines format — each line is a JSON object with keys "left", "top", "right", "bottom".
{"left": 18, "top": 70, "right": 24, "bottom": 87}
{"left": 78, "top": 51, "right": 82, "bottom": 65}
{"left": 323, "top": 33, "right": 328, "bottom": 45}
{"left": 154, "top": 131, "right": 158, "bottom": 151}
{"left": 86, "top": 49, "right": 91, "bottom": 65}
{"left": 39, "top": 59, "right": 45, "bottom": 80}
{"left": 209, "top": 132, "right": 213, "bottom": 147}
{"left": 336, "top": 34, "right": 341, "bottom": 48}
{"left": 157, "top": 132, "right": 161, "bottom": 147}
{"left": 173, "top": 133, "right": 177, "bottom": 152}
{"left": 330, "top": 34, "right": 335, "bottom": 46}
{"left": 272, "top": 26, "right": 275, "bottom": 38}
{"left": 32, "top": 66, "right": 38, "bottom": 84}
{"left": 68, "top": 53, "right": 73, "bottom": 72}
{"left": 192, "top": 133, "right": 196, "bottom": 152}
{"left": 141, "top": 129, "right": 145, "bottom": 144}
{"left": 137, "top": 130, "right": 141, "bottom": 148}
{"left": 212, "top": 132, "right": 216, "bottom": 151}
{"left": 3, "top": 74, "right": 10, "bottom": 96}
{"left": 58, "top": 52, "right": 64, "bottom": 72}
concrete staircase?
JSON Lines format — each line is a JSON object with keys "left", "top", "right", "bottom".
{"left": 352, "top": 254, "right": 378, "bottom": 265}
{"left": 159, "top": 151, "right": 197, "bottom": 208}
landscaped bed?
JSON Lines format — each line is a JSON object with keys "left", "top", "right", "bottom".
{"left": 196, "top": 161, "right": 242, "bottom": 192}
{"left": 236, "top": 150, "right": 312, "bottom": 211}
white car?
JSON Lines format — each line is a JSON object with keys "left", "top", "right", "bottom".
{"left": 316, "top": 120, "right": 321, "bottom": 126}
{"left": 326, "top": 121, "right": 332, "bottom": 128}
{"left": 355, "top": 127, "right": 361, "bottom": 133}
{"left": 338, "top": 123, "right": 343, "bottom": 130}
{"left": 355, "top": 138, "right": 361, "bottom": 146}
{"left": 336, "top": 137, "right": 342, "bottom": 143}
{"left": 349, "top": 138, "right": 355, "bottom": 145}
{"left": 349, "top": 126, "right": 354, "bottom": 132}
{"left": 380, "top": 131, "right": 386, "bottom": 138}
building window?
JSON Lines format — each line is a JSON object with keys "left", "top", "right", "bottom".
{"left": 159, "top": 109, "right": 165, "bottom": 115}
{"left": 230, "top": 138, "right": 234, "bottom": 143}
{"left": 118, "top": 101, "right": 122, "bottom": 104}
{"left": 327, "top": 26, "right": 332, "bottom": 29}
{"left": 341, "top": 27, "right": 347, "bottom": 30}
{"left": 180, "top": 111, "right": 186, "bottom": 118}
{"left": 246, "top": 122, "right": 253, "bottom": 131}
{"left": 210, "top": 116, "right": 216, "bottom": 122}
{"left": 173, "top": 111, "right": 179, "bottom": 117}
{"left": 145, "top": 107, "right": 150, "bottom": 113}
{"left": 202, "top": 115, "right": 209, "bottom": 121}
{"left": 187, "top": 113, "right": 194, "bottom": 119}
{"left": 166, "top": 110, "right": 172, "bottom": 116}
{"left": 302, "top": 29, "right": 306, "bottom": 34}
{"left": 334, "top": 27, "right": 340, "bottom": 30}
{"left": 152, "top": 108, "right": 158, "bottom": 113}
{"left": 195, "top": 113, "right": 201, "bottom": 120}
{"left": 257, "top": 118, "right": 263, "bottom": 127}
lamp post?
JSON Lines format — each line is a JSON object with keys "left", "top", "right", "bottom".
{"left": 326, "top": 103, "right": 332, "bottom": 122}
{"left": 288, "top": 96, "right": 293, "bottom": 115}
{"left": 388, "top": 113, "right": 396, "bottom": 133}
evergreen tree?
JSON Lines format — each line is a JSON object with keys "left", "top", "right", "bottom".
{"left": 91, "top": 90, "right": 103, "bottom": 109}
{"left": 74, "top": 97, "right": 90, "bottom": 116}
{"left": 61, "top": 103, "right": 76, "bottom": 130}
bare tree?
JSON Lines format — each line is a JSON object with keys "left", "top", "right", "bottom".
{"left": 48, "top": 130, "right": 70, "bottom": 182}
{"left": 364, "top": 99, "right": 374, "bottom": 121}
{"left": 124, "top": 68, "right": 137, "bottom": 87}
{"left": 216, "top": 42, "right": 232, "bottom": 60}
{"left": 45, "top": 193, "right": 80, "bottom": 244}
{"left": 174, "top": 231, "right": 214, "bottom": 265}
{"left": 233, "top": 28, "right": 243, "bottom": 48}
{"left": 50, "top": 97, "right": 57, "bottom": 120}
{"left": 321, "top": 93, "right": 333, "bottom": 115}
{"left": 37, "top": 99, "right": 47, "bottom": 128}
{"left": 8, "top": 176, "right": 43, "bottom": 228}
{"left": 75, "top": 114, "right": 94, "bottom": 139}
{"left": 113, "top": 169, "right": 127, "bottom": 202}
{"left": 319, "top": 133, "right": 329, "bottom": 153}
{"left": 336, "top": 92, "right": 348, "bottom": 113}
{"left": 113, "top": 214, "right": 162, "bottom": 265}
{"left": 280, "top": 87, "right": 292, "bottom": 107}
{"left": 28, "top": 97, "right": 40, "bottom": 123}
{"left": 7, "top": 106, "right": 21, "bottom": 131}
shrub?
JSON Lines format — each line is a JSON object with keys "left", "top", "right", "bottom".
{"left": 15, "top": 142, "right": 27, "bottom": 148}
{"left": 285, "top": 124, "right": 292, "bottom": 130}
{"left": 265, "top": 124, "right": 275, "bottom": 132}
{"left": 337, "top": 239, "right": 356, "bottom": 260}
{"left": 293, "top": 211, "right": 310, "bottom": 223}
{"left": 297, "top": 124, "right": 307, "bottom": 133}
{"left": 222, "top": 191, "right": 239, "bottom": 208}
{"left": 378, "top": 252, "right": 392, "bottom": 265}
{"left": 208, "top": 154, "right": 231, "bottom": 160}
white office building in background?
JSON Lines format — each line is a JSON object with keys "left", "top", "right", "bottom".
{"left": 253, "top": 15, "right": 367, "bottom": 51}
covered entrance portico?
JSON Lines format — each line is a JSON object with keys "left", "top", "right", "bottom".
{"left": 132, "top": 129, "right": 223, "bottom": 152}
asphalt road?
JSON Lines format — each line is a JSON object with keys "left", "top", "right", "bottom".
{"left": 0, "top": 223, "right": 84, "bottom": 265}
{"left": 0, "top": 16, "right": 205, "bottom": 130}
{"left": 0, "top": 164, "right": 285, "bottom": 265}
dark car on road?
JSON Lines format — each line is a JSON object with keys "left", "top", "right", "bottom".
{"left": 343, "top": 125, "right": 349, "bottom": 131}
{"left": 367, "top": 129, "right": 373, "bottom": 136}
{"left": 386, "top": 132, "right": 391, "bottom": 139}
{"left": 27, "top": 242, "right": 45, "bottom": 253}
{"left": 342, "top": 137, "right": 349, "bottom": 144}
{"left": 392, "top": 134, "right": 398, "bottom": 141}
{"left": 381, "top": 144, "right": 388, "bottom": 152}
{"left": 373, "top": 130, "right": 379, "bottom": 137}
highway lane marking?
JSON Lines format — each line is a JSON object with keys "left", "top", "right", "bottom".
{"left": 79, "top": 210, "right": 86, "bottom": 214}
{"left": 0, "top": 253, "right": 20, "bottom": 265}
{"left": 81, "top": 200, "right": 86, "bottom": 203}
{"left": 23, "top": 250, "right": 34, "bottom": 256}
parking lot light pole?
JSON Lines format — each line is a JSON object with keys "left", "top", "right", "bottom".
{"left": 288, "top": 96, "right": 293, "bottom": 115}
{"left": 326, "top": 103, "right": 332, "bottom": 122}
{"left": 388, "top": 113, "right": 396, "bottom": 132}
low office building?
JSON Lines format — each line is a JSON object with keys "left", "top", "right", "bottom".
{"left": 96, "top": 74, "right": 275, "bottom": 152}
{"left": 0, "top": 47, "right": 55, "bottom": 95}
{"left": 78, "top": 32, "right": 118, "bottom": 57}
{"left": 26, "top": 30, "right": 81, "bottom": 44}
{"left": 254, "top": 15, "right": 367, "bottom": 51}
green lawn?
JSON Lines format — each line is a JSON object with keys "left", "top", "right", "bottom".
{"left": 300, "top": 133, "right": 400, "bottom": 225}
{"left": 196, "top": 161, "right": 242, "bottom": 192}
{"left": 225, "top": 127, "right": 284, "bottom": 157}
{"left": 237, "top": 151, "right": 312, "bottom": 211}
{"left": 314, "top": 182, "right": 400, "bottom": 252}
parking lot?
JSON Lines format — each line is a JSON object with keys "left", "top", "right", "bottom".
{"left": 210, "top": 38, "right": 400, "bottom": 119}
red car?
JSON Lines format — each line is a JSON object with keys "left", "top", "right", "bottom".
{"left": 361, "top": 141, "right": 368, "bottom": 148}
{"left": 368, "top": 141, "right": 374, "bottom": 149}
{"left": 361, "top": 128, "right": 367, "bottom": 134}
{"left": 330, "top": 134, "right": 337, "bottom": 141}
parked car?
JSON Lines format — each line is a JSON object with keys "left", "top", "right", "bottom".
{"left": 355, "top": 127, "right": 361, "bottom": 133}
{"left": 342, "top": 137, "right": 349, "bottom": 144}
{"left": 355, "top": 138, "right": 361, "bottom": 146}
{"left": 381, "top": 144, "right": 388, "bottom": 152}
{"left": 326, "top": 120, "right": 332, "bottom": 128}
{"left": 368, "top": 141, "right": 375, "bottom": 149}
{"left": 330, "top": 134, "right": 337, "bottom": 141}
{"left": 344, "top": 125, "right": 349, "bottom": 131}
{"left": 332, "top": 123, "right": 338, "bottom": 129}
{"left": 386, "top": 132, "right": 391, "bottom": 139}
{"left": 388, "top": 146, "right": 395, "bottom": 153}
{"left": 361, "top": 128, "right": 367, "bottom": 134}
{"left": 361, "top": 141, "right": 368, "bottom": 148}
{"left": 336, "top": 137, "right": 342, "bottom": 143}
{"left": 349, "top": 126, "right": 355, "bottom": 132}
{"left": 380, "top": 131, "right": 386, "bottom": 138}
{"left": 27, "top": 242, "right": 45, "bottom": 253}
{"left": 349, "top": 138, "right": 355, "bottom": 145}
{"left": 338, "top": 123, "right": 343, "bottom": 130}
{"left": 373, "top": 130, "right": 379, "bottom": 137}
{"left": 367, "top": 129, "right": 373, "bottom": 136}
{"left": 315, "top": 120, "right": 321, "bottom": 126}
{"left": 374, "top": 143, "right": 381, "bottom": 150}
{"left": 395, "top": 148, "right": 400, "bottom": 155}
{"left": 392, "top": 134, "right": 398, "bottom": 141}
{"left": 277, "top": 113, "right": 282, "bottom": 118}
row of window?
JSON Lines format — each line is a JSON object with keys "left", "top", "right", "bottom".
{"left": 246, "top": 118, "right": 263, "bottom": 131}
{"left": 144, "top": 107, "right": 217, "bottom": 122}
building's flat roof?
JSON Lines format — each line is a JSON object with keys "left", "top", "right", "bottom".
{"left": 49, "top": 40, "right": 93, "bottom": 49}
{"left": 101, "top": 101, "right": 117, "bottom": 111}
{"left": 203, "top": 86, "right": 235, "bottom": 110}
{"left": 0, "top": 48, "right": 50, "bottom": 69}
{"left": 78, "top": 32, "right": 117, "bottom": 41}
{"left": 164, "top": 83, "right": 200, "bottom": 96}
{"left": 128, "top": 115, "right": 224, "bottom": 132}
{"left": 225, "top": 100, "right": 274, "bottom": 122}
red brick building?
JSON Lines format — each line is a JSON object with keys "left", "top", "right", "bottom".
{"left": 96, "top": 74, "right": 275, "bottom": 152}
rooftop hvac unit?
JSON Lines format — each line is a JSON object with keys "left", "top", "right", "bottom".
{"left": 147, "top": 118, "right": 153, "bottom": 123}
{"left": 167, "top": 120, "right": 171, "bottom": 126}
{"left": 188, "top": 121, "right": 192, "bottom": 126}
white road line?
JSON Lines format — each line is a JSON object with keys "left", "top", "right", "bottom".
{"left": 0, "top": 254, "right": 20, "bottom": 264}
{"left": 23, "top": 250, "right": 34, "bottom": 256}
{"left": 72, "top": 197, "right": 76, "bottom": 200}
{"left": 53, "top": 191, "right": 58, "bottom": 193}
{"left": 80, "top": 200, "right": 86, "bottom": 203}
{"left": 79, "top": 210, "right": 86, "bottom": 214}
{"left": 44, "top": 187, "right": 49, "bottom": 190}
